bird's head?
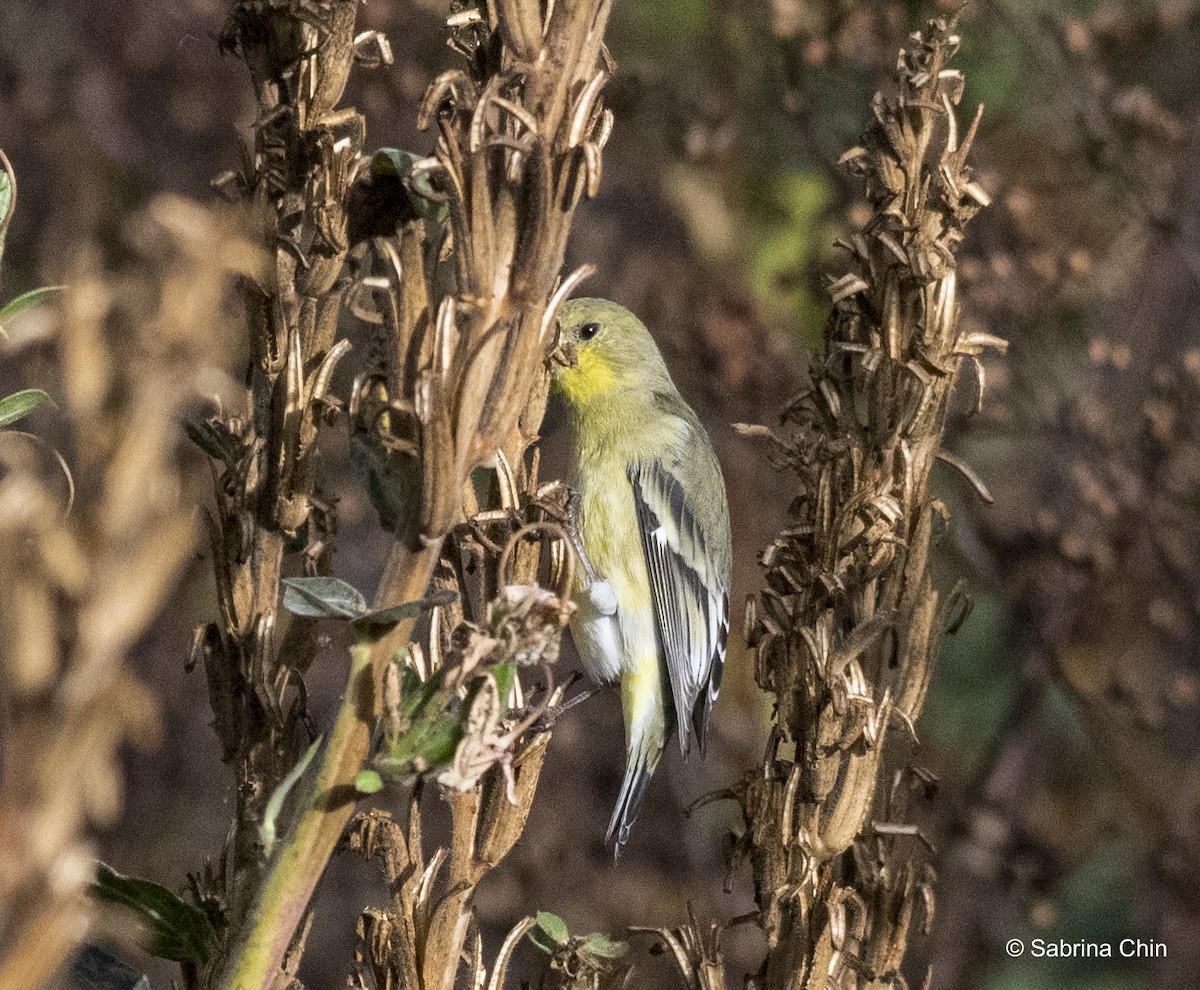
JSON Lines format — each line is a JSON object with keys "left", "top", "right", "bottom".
{"left": 550, "top": 298, "right": 670, "bottom": 407}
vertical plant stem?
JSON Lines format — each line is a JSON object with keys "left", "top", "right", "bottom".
{"left": 196, "top": 2, "right": 372, "bottom": 981}
{"left": 217, "top": 542, "right": 442, "bottom": 990}
{"left": 215, "top": 0, "right": 613, "bottom": 985}
{"left": 738, "top": 19, "right": 1005, "bottom": 990}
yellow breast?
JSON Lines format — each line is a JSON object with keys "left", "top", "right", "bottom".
{"left": 556, "top": 345, "right": 622, "bottom": 406}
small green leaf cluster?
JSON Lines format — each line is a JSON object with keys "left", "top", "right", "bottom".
{"left": 279, "top": 576, "right": 572, "bottom": 797}
{"left": 280, "top": 576, "right": 493, "bottom": 789}
{"left": 528, "top": 911, "right": 630, "bottom": 980}
{"left": 278, "top": 576, "right": 471, "bottom": 787}
{"left": 372, "top": 660, "right": 467, "bottom": 784}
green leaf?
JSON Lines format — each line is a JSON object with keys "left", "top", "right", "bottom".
{"left": 260, "top": 736, "right": 322, "bottom": 857}
{"left": 375, "top": 709, "right": 462, "bottom": 780}
{"left": 372, "top": 663, "right": 472, "bottom": 782}
{"left": 370, "top": 147, "right": 420, "bottom": 179}
{"left": 492, "top": 662, "right": 517, "bottom": 709}
{"left": 394, "top": 665, "right": 439, "bottom": 720}
{"left": 92, "top": 864, "right": 216, "bottom": 964}
{"left": 469, "top": 465, "right": 497, "bottom": 506}
{"left": 528, "top": 928, "right": 560, "bottom": 956}
{"left": 580, "top": 932, "right": 629, "bottom": 959}
{"left": 351, "top": 588, "right": 459, "bottom": 639}
{"left": 0, "top": 285, "right": 64, "bottom": 324}
{"left": 535, "top": 911, "right": 570, "bottom": 949}
{"left": 0, "top": 167, "right": 12, "bottom": 228}
{"left": 0, "top": 388, "right": 56, "bottom": 428}
{"left": 282, "top": 576, "right": 368, "bottom": 618}
{"left": 355, "top": 769, "right": 385, "bottom": 794}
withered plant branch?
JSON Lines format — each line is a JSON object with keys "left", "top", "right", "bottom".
{"left": 216, "top": 554, "right": 439, "bottom": 990}
{"left": 733, "top": 19, "right": 1004, "bottom": 990}
{"left": 217, "top": 2, "right": 614, "bottom": 989}
{"left": 630, "top": 907, "right": 727, "bottom": 990}
{"left": 347, "top": 578, "right": 569, "bottom": 990}
{"left": 199, "top": 1, "right": 370, "bottom": 987}
{"left": 338, "top": 4, "right": 615, "bottom": 984}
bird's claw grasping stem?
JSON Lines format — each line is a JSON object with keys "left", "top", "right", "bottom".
{"left": 527, "top": 682, "right": 606, "bottom": 733}
{"left": 566, "top": 488, "right": 601, "bottom": 585}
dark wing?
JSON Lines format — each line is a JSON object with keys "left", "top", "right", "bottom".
{"left": 628, "top": 457, "right": 729, "bottom": 754}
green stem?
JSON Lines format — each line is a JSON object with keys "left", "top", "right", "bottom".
{"left": 216, "top": 541, "right": 441, "bottom": 990}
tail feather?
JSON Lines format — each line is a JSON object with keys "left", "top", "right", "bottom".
{"left": 610, "top": 656, "right": 668, "bottom": 855}
{"left": 606, "top": 739, "right": 662, "bottom": 857}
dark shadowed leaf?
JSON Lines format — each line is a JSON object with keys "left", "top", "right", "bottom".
{"left": 369, "top": 147, "right": 446, "bottom": 223}
{"left": 183, "top": 419, "right": 241, "bottom": 465}
{"left": 70, "top": 944, "right": 152, "bottom": 990}
{"left": 92, "top": 864, "right": 216, "bottom": 963}
{"left": 528, "top": 927, "right": 559, "bottom": 956}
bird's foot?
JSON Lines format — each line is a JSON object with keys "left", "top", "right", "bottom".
{"left": 518, "top": 677, "right": 610, "bottom": 733}
{"left": 528, "top": 686, "right": 601, "bottom": 732}
{"left": 565, "top": 489, "right": 602, "bottom": 586}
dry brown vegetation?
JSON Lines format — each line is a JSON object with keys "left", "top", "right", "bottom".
{"left": 4, "top": 2, "right": 1200, "bottom": 990}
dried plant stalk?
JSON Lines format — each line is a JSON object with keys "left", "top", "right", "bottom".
{"left": 734, "top": 20, "right": 1005, "bottom": 990}
{"left": 0, "top": 193, "right": 256, "bottom": 989}
{"left": 188, "top": 3, "right": 369, "bottom": 987}
{"left": 346, "top": 580, "right": 577, "bottom": 990}
{"left": 212, "top": 2, "right": 613, "bottom": 988}
{"left": 343, "top": 1, "right": 615, "bottom": 987}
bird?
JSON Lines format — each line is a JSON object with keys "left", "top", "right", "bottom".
{"left": 549, "top": 297, "right": 732, "bottom": 854}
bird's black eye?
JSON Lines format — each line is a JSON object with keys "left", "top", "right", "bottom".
{"left": 578, "top": 322, "right": 601, "bottom": 341}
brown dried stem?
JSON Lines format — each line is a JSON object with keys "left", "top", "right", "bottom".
{"left": 213, "top": 2, "right": 613, "bottom": 989}
{"left": 192, "top": 2, "right": 369, "bottom": 986}
{"left": 735, "top": 19, "right": 1004, "bottom": 990}
{"left": 343, "top": 2, "right": 615, "bottom": 988}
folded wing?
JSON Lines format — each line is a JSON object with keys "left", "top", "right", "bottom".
{"left": 628, "top": 454, "right": 729, "bottom": 753}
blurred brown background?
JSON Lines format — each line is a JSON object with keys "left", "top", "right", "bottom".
{"left": 5, "top": 1, "right": 1200, "bottom": 988}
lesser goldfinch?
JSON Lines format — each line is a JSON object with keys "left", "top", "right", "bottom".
{"left": 551, "top": 298, "right": 732, "bottom": 853}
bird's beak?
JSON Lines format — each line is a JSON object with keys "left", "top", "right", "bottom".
{"left": 550, "top": 342, "right": 577, "bottom": 369}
